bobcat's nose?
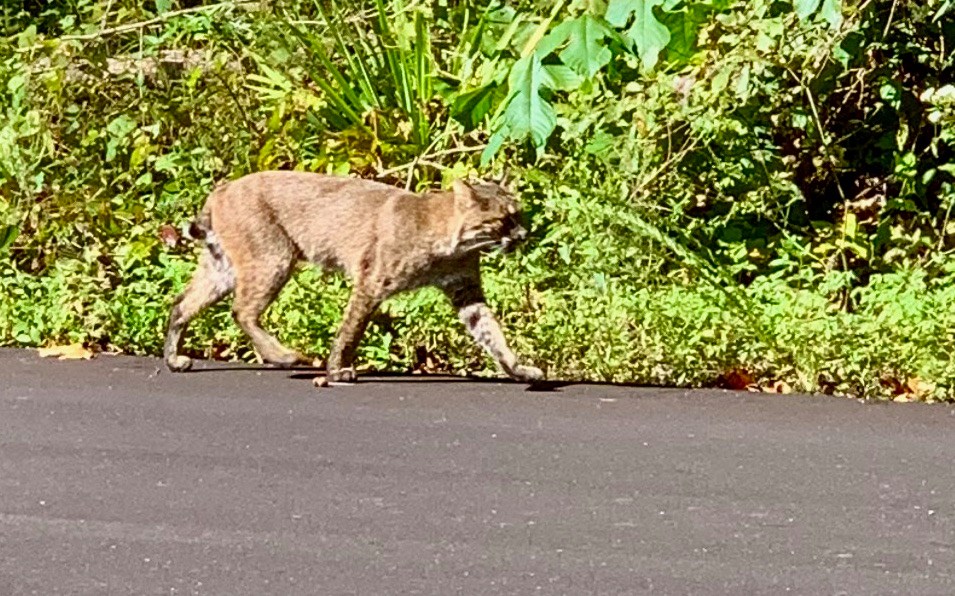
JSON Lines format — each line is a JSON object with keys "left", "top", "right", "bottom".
{"left": 513, "top": 226, "right": 527, "bottom": 241}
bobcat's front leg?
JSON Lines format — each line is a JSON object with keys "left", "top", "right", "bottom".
{"left": 445, "top": 280, "right": 543, "bottom": 383}
{"left": 326, "top": 289, "right": 379, "bottom": 383}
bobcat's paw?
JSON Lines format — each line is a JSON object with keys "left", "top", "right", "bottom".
{"left": 263, "top": 350, "right": 307, "bottom": 368}
{"left": 512, "top": 365, "right": 544, "bottom": 383}
{"left": 166, "top": 355, "right": 193, "bottom": 372}
{"left": 327, "top": 367, "right": 357, "bottom": 384}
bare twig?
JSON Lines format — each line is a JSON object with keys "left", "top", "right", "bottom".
{"left": 403, "top": 135, "right": 444, "bottom": 190}
{"left": 376, "top": 145, "right": 487, "bottom": 179}
{"left": 30, "top": 49, "right": 242, "bottom": 85}
{"left": 415, "top": 159, "right": 450, "bottom": 171}
{"left": 55, "top": 2, "right": 259, "bottom": 44}
{"left": 882, "top": 0, "right": 898, "bottom": 39}
{"left": 786, "top": 67, "right": 847, "bottom": 202}
{"left": 100, "top": 0, "right": 115, "bottom": 30}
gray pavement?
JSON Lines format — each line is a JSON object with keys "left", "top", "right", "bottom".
{"left": 1, "top": 347, "right": 954, "bottom": 595}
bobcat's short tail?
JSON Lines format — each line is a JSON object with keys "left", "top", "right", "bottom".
{"left": 181, "top": 210, "right": 212, "bottom": 242}
{"left": 181, "top": 182, "right": 228, "bottom": 260}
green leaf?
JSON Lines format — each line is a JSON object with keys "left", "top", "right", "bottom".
{"left": 106, "top": 114, "right": 137, "bottom": 140}
{"left": 935, "top": 0, "right": 953, "bottom": 22}
{"left": 734, "top": 64, "right": 751, "bottom": 97}
{"left": 105, "top": 115, "right": 137, "bottom": 162}
{"left": 606, "top": 0, "right": 635, "bottom": 28}
{"left": 492, "top": 53, "right": 557, "bottom": 157}
{"left": 711, "top": 63, "right": 732, "bottom": 94}
{"left": 480, "top": 129, "right": 507, "bottom": 166}
{"left": 660, "top": 7, "right": 702, "bottom": 64}
{"left": 557, "top": 15, "right": 613, "bottom": 79}
{"left": 536, "top": 18, "right": 574, "bottom": 56}
{"left": 794, "top": 0, "right": 822, "bottom": 21}
{"left": 623, "top": 0, "right": 671, "bottom": 72}
{"left": 155, "top": 0, "right": 172, "bottom": 14}
{"left": 0, "top": 225, "right": 18, "bottom": 252}
{"left": 506, "top": 53, "right": 557, "bottom": 147}
{"left": 544, "top": 64, "right": 584, "bottom": 91}
{"left": 451, "top": 83, "right": 499, "bottom": 130}
{"left": 819, "top": 0, "right": 843, "bottom": 27}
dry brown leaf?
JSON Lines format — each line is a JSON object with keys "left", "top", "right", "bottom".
{"left": 159, "top": 224, "right": 180, "bottom": 247}
{"left": 906, "top": 377, "right": 935, "bottom": 399}
{"left": 880, "top": 375, "right": 906, "bottom": 395}
{"left": 38, "top": 343, "right": 94, "bottom": 360}
{"left": 765, "top": 380, "right": 792, "bottom": 394}
{"left": 882, "top": 375, "right": 935, "bottom": 401}
{"left": 718, "top": 368, "right": 756, "bottom": 391}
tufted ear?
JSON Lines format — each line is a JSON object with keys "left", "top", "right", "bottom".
{"left": 453, "top": 179, "right": 478, "bottom": 212}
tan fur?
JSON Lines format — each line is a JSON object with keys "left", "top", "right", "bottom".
{"left": 164, "top": 171, "right": 543, "bottom": 384}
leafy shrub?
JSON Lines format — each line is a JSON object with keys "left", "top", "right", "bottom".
{"left": 0, "top": 0, "right": 953, "bottom": 401}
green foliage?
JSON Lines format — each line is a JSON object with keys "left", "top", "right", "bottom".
{"left": 479, "top": 0, "right": 846, "bottom": 160}
{"left": 1, "top": 0, "right": 953, "bottom": 401}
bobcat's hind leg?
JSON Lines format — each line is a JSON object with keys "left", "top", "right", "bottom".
{"left": 444, "top": 278, "right": 544, "bottom": 383}
{"left": 232, "top": 256, "right": 306, "bottom": 367}
{"left": 326, "top": 288, "right": 380, "bottom": 383}
{"left": 165, "top": 249, "right": 235, "bottom": 372}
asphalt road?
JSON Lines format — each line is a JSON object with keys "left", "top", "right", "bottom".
{"left": 1, "top": 348, "right": 954, "bottom": 595}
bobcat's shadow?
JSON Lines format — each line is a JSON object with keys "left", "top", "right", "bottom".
{"left": 287, "top": 371, "right": 656, "bottom": 392}
{"left": 182, "top": 364, "right": 657, "bottom": 392}
{"left": 284, "top": 370, "right": 578, "bottom": 391}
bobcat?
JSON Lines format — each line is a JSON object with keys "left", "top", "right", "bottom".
{"left": 164, "top": 171, "right": 544, "bottom": 385}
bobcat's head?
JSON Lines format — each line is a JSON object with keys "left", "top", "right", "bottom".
{"left": 450, "top": 179, "right": 528, "bottom": 255}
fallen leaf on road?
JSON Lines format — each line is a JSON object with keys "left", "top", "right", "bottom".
{"left": 38, "top": 344, "right": 95, "bottom": 360}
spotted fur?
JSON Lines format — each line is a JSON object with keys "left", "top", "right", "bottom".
{"left": 164, "top": 172, "right": 543, "bottom": 384}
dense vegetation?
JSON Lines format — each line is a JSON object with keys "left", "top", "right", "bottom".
{"left": 1, "top": 0, "right": 953, "bottom": 400}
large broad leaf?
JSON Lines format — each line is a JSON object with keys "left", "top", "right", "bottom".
{"left": 501, "top": 53, "right": 557, "bottom": 149}
{"left": 793, "top": 0, "right": 822, "bottom": 20}
{"left": 451, "top": 82, "right": 500, "bottom": 130}
{"left": 607, "top": 0, "right": 671, "bottom": 72}
{"left": 795, "top": 0, "right": 842, "bottom": 27}
{"left": 661, "top": 8, "right": 700, "bottom": 65}
{"left": 482, "top": 53, "right": 556, "bottom": 163}
{"left": 556, "top": 15, "right": 613, "bottom": 79}
{"left": 606, "top": 0, "right": 636, "bottom": 28}
{"left": 536, "top": 16, "right": 574, "bottom": 57}
{"left": 819, "top": 0, "right": 843, "bottom": 27}
{"left": 544, "top": 64, "right": 584, "bottom": 91}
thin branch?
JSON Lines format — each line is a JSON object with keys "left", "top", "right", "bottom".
{"left": 376, "top": 145, "right": 487, "bottom": 179}
{"left": 882, "top": 0, "right": 898, "bottom": 39}
{"left": 100, "top": 0, "right": 115, "bottom": 30}
{"left": 403, "top": 134, "right": 444, "bottom": 190}
{"left": 786, "top": 67, "right": 847, "bottom": 203}
{"left": 56, "top": 2, "right": 259, "bottom": 43}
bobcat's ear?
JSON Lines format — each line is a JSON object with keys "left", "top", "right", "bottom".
{"left": 453, "top": 179, "right": 478, "bottom": 212}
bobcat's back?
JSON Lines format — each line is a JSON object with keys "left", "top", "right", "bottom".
{"left": 204, "top": 171, "right": 450, "bottom": 277}
{"left": 165, "top": 170, "right": 542, "bottom": 384}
